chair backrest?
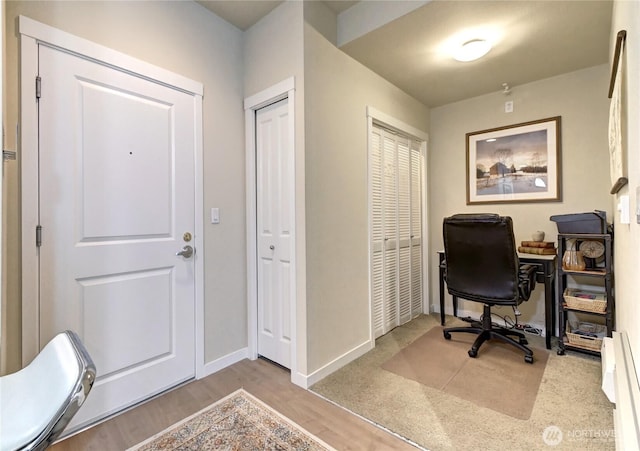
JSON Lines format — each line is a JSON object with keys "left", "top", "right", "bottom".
{"left": 443, "top": 213, "right": 520, "bottom": 305}
{"left": 0, "top": 330, "right": 96, "bottom": 451}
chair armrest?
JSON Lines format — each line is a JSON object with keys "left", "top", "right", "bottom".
{"left": 518, "top": 263, "right": 537, "bottom": 301}
{"left": 519, "top": 263, "right": 536, "bottom": 275}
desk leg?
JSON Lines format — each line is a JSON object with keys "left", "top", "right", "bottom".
{"left": 543, "top": 263, "right": 554, "bottom": 350}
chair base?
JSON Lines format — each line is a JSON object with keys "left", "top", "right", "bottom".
{"left": 443, "top": 305, "right": 534, "bottom": 364}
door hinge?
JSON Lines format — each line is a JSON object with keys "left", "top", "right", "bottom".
{"left": 36, "top": 225, "right": 42, "bottom": 247}
{"left": 36, "top": 76, "right": 42, "bottom": 99}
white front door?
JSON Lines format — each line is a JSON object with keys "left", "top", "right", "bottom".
{"left": 37, "top": 43, "right": 196, "bottom": 430}
{"left": 256, "top": 99, "right": 292, "bottom": 368}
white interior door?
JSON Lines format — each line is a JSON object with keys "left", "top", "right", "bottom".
{"left": 37, "top": 43, "right": 196, "bottom": 430}
{"left": 256, "top": 99, "right": 292, "bottom": 368}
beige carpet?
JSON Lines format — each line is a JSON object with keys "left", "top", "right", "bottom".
{"left": 128, "top": 389, "right": 336, "bottom": 451}
{"left": 381, "top": 326, "right": 549, "bottom": 420}
{"left": 311, "top": 314, "right": 615, "bottom": 451}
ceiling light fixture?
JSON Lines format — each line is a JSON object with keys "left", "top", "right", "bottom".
{"left": 453, "top": 39, "right": 492, "bottom": 62}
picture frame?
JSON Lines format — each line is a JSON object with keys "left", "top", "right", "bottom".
{"left": 608, "top": 30, "right": 627, "bottom": 194}
{"left": 466, "top": 116, "right": 562, "bottom": 205}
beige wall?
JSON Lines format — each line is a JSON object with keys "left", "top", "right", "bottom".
{"left": 243, "top": 1, "right": 309, "bottom": 374}
{"left": 429, "top": 64, "right": 612, "bottom": 328}
{"left": 244, "top": 1, "right": 431, "bottom": 376}
{"left": 4, "top": 0, "right": 634, "bottom": 388}
{"left": 244, "top": 1, "right": 304, "bottom": 99}
{"left": 303, "top": 16, "right": 430, "bottom": 372}
{"left": 2, "top": 0, "right": 247, "bottom": 371}
{"left": 611, "top": 0, "right": 640, "bottom": 361}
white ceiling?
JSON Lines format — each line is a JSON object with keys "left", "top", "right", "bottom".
{"left": 196, "top": 1, "right": 282, "bottom": 30}
{"left": 195, "top": 1, "right": 357, "bottom": 29}
{"left": 197, "top": 0, "right": 613, "bottom": 107}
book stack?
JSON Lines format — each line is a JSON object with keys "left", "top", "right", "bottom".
{"left": 518, "top": 241, "right": 557, "bottom": 255}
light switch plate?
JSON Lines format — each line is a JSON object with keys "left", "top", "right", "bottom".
{"left": 505, "top": 101, "right": 514, "bottom": 113}
{"left": 211, "top": 207, "right": 220, "bottom": 224}
{"left": 619, "top": 195, "right": 630, "bottom": 224}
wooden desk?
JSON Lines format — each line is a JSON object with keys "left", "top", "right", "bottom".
{"left": 438, "top": 251, "right": 557, "bottom": 350}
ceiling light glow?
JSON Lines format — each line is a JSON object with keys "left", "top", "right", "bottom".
{"left": 453, "top": 39, "right": 492, "bottom": 62}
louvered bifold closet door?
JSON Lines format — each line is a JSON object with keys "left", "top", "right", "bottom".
{"left": 410, "top": 140, "right": 423, "bottom": 317}
{"left": 371, "top": 130, "right": 385, "bottom": 337}
{"left": 382, "top": 131, "right": 399, "bottom": 334}
{"left": 397, "top": 137, "right": 412, "bottom": 324}
{"left": 370, "top": 125, "right": 423, "bottom": 339}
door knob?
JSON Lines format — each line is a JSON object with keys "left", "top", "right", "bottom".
{"left": 270, "top": 245, "right": 275, "bottom": 250}
{"left": 176, "top": 245, "right": 194, "bottom": 258}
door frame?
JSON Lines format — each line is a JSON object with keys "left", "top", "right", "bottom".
{"left": 0, "top": 2, "right": 4, "bottom": 374}
{"left": 18, "top": 16, "right": 205, "bottom": 378}
{"left": 366, "top": 106, "right": 429, "bottom": 345}
{"left": 244, "top": 78, "right": 304, "bottom": 386}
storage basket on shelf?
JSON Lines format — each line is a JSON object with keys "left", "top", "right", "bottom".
{"left": 565, "top": 321, "right": 607, "bottom": 351}
{"left": 563, "top": 288, "right": 607, "bottom": 313}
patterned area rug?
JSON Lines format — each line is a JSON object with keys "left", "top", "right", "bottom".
{"left": 128, "top": 389, "right": 336, "bottom": 450}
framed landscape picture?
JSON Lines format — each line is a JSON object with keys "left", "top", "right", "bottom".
{"left": 466, "top": 116, "right": 562, "bottom": 205}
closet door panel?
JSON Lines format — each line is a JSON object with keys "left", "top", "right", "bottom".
{"left": 410, "top": 143, "right": 423, "bottom": 316}
{"left": 398, "top": 139, "right": 412, "bottom": 323}
{"left": 371, "top": 130, "right": 385, "bottom": 337}
{"left": 371, "top": 126, "right": 423, "bottom": 338}
{"left": 382, "top": 133, "right": 398, "bottom": 333}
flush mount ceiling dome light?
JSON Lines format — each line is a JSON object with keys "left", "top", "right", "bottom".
{"left": 453, "top": 39, "right": 492, "bottom": 62}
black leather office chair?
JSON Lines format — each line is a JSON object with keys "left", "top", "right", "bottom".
{"left": 442, "top": 214, "right": 537, "bottom": 364}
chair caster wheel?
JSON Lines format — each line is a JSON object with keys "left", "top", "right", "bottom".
{"left": 468, "top": 349, "right": 477, "bottom": 358}
{"left": 557, "top": 349, "right": 565, "bottom": 356}
{"left": 443, "top": 331, "right": 451, "bottom": 340}
{"left": 524, "top": 355, "right": 534, "bottom": 364}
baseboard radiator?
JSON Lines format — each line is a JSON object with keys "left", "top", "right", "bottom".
{"left": 602, "top": 331, "right": 640, "bottom": 450}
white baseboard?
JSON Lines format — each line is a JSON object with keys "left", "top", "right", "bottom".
{"left": 602, "top": 336, "right": 616, "bottom": 402}
{"left": 295, "top": 339, "right": 374, "bottom": 389}
{"left": 198, "top": 347, "right": 249, "bottom": 379}
{"left": 612, "top": 331, "right": 640, "bottom": 451}
{"left": 197, "top": 340, "right": 374, "bottom": 390}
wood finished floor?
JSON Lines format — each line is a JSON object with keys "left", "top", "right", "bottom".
{"left": 51, "top": 358, "right": 417, "bottom": 450}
